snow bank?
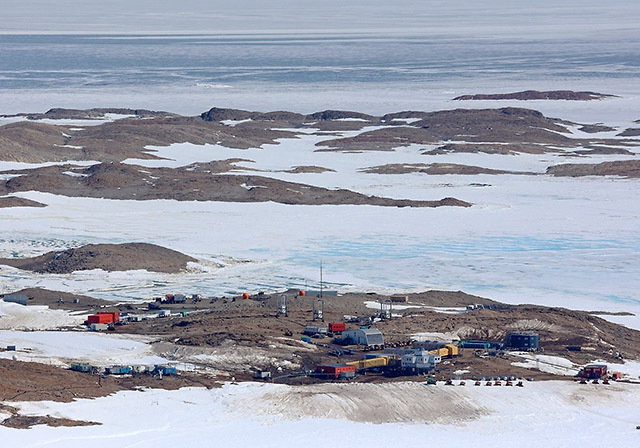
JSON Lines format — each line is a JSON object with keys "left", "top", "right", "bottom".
{"left": 0, "top": 301, "right": 84, "bottom": 330}
{"left": 1, "top": 380, "right": 639, "bottom": 447}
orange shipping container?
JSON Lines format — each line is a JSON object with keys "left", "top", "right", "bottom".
{"left": 88, "top": 314, "right": 113, "bottom": 324}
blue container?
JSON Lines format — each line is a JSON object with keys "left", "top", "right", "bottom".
{"left": 460, "top": 341, "right": 490, "bottom": 349}
{"left": 154, "top": 365, "right": 177, "bottom": 375}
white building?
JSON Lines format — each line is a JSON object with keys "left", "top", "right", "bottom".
{"left": 401, "top": 350, "right": 441, "bottom": 373}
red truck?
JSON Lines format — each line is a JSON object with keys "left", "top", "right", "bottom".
{"left": 329, "top": 322, "right": 346, "bottom": 333}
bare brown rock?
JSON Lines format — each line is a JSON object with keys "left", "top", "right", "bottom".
{"left": 1, "top": 415, "right": 101, "bottom": 429}
{"left": 0, "top": 162, "right": 470, "bottom": 208}
{"left": 572, "top": 146, "right": 635, "bottom": 155}
{"left": 0, "top": 243, "right": 197, "bottom": 274}
{"left": 0, "top": 196, "right": 46, "bottom": 208}
{"left": 2, "top": 288, "right": 112, "bottom": 310}
{"left": 0, "top": 116, "right": 294, "bottom": 163}
{"left": 0, "top": 358, "right": 221, "bottom": 404}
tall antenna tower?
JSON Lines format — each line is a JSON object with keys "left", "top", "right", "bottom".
{"left": 320, "top": 260, "right": 323, "bottom": 299}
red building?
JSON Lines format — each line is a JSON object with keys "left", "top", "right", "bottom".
{"left": 329, "top": 322, "right": 346, "bottom": 333}
{"left": 316, "top": 364, "right": 356, "bottom": 379}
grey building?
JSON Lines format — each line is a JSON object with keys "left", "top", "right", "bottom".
{"left": 341, "top": 328, "right": 384, "bottom": 346}
{"left": 3, "top": 294, "right": 27, "bottom": 306}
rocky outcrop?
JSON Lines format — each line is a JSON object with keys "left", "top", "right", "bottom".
{"left": 0, "top": 243, "right": 197, "bottom": 274}
{"left": 546, "top": 159, "right": 640, "bottom": 178}
{"left": 453, "top": 90, "right": 617, "bottom": 101}
{"left": 0, "top": 162, "right": 470, "bottom": 208}
{"left": 617, "top": 128, "right": 640, "bottom": 137}
{"left": 360, "top": 163, "right": 525, "bottom": 175}
{"left": 0, "top": 196, "right": 46, "bottom": 208}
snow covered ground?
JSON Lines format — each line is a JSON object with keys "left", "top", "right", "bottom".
{"left": 1, "top": 380, "right": 639, "bottom": 448}
{"left": 0, "top": 300, "right": 84, "bottom": 330}
{"left": 510, "top": 353, "right": 581, "bottom": 376}
{"left": 0, "top": 330, "right": 170, "bottom": 367}
{"left": 509, "top": 353, "right": 640, "bottom": 379}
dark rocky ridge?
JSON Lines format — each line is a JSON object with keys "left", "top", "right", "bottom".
{"left": 572, "top": 147, "right": 634, "bottom": 155}
{"left": 546, "top": 160, "right": 640, "bottom": 178}
{"left": 1, "top": 105, "right": 636, "bottom": 209}
{"left": 314, "top": 107, "right": 634, "bottom": 152}
{"left": 200, "top": 107, "right": 375, "bottom": 123}
{"left": 0, "top": 117, "right": 294, "bottom": 163}
{"left": 578, "top": 124, "right": 617, "bottom": 133}
{"left": 5, "top": 107, "right": 176, "bottom": 120}
{"left": 280, "top": 165, "right": 336, "bottom": 174}
{"left": 423, "top": 143, "right": 549, "bottom": 155}
{"left": 618, "top": 128, "right": 640, "bottom": 137}
{"left": 363, "top": 160, "right": 640, "bottom": 178}
{"left": 453, "top": 90, "right": 617, "bottom": 101}
{"left": 0, "top": 243, "right": 197, "bottom": 274}
{"left": 0, "top": 161, "right": 470, "bottom": 208}
{"left": 1, "top": 106, "right": 636, "bottom": 162}
{"left": 425, "top": 143, "right": 636, "bottom": 157}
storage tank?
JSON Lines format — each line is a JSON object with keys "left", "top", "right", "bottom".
{"left": 505, "top": 332, "right": 539, "bottom": 350}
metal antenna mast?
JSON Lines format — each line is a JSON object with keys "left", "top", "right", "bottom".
{"left": 320, "top": 260, "right": 323, "bottom": 299}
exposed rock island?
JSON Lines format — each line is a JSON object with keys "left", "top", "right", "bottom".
{"left": 0, "top": 243, "right": 197, "bottom": 274}
{"left": 453, "top": 90, "right": 617, "bottom": 101}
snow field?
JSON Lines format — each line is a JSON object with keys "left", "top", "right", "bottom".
{"left": 0, "top": 301, "right": 84, "bottom": 330}
{"left": 0, "top": 330, "right": 169, "bottom": 367}
{"left": 1, "top": 380, "right": 639, "bottom": 448}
